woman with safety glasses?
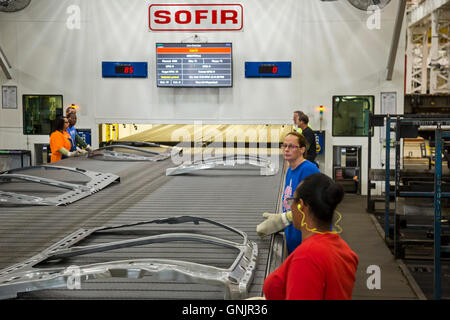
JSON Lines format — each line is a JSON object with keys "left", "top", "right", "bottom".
{"left": 263, "top": 173, "right": 359, "bottom": 300}
{"left": 257, "top": 131, "right": 319, "bottom": 254}
{"left": 49, "top": 116, "right": 81, "bottom": 162}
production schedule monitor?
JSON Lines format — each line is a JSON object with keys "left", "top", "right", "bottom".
{"left": 156, "top": 43, "right": 232, "bottom": 87}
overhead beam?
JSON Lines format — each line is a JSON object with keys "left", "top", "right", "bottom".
{"left": 386, "top": 0, "right": 407, "bottom": 81}
{"left": 0, "top": 45, "right": 12, "bottom": 79}
{"left": 409, "top": 0, "right": 450, "bottom": 28}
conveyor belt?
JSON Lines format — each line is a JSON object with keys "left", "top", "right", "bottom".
{"left": 0, "top": 154, "right": 284, "bottom": 299}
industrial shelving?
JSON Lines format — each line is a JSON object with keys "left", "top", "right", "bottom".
{"left": 368, "top": 114, "right": 450, "bottom": 300}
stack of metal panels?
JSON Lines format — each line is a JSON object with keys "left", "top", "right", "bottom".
{"left": 0, "top": 155, "right": 284, "bottom": 299}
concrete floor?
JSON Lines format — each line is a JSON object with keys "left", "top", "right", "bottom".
{"left": 338, "top": 194, "right": 419, "bottom": 300}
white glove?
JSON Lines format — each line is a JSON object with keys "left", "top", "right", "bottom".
{"left": 76, "top": 147, "right": 88, "bottom": 155}
{"left": 68, "top": 150, "right": 80, "bottom": 157}
{"left": 59, "top": 148, "right": 80, "bottom": 157}
{"left": 256, "top": 211, "right": 292, "bottom": 238}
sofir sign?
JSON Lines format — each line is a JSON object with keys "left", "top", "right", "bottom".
{"left": 149, "top": 4, "right": 243, "bottom": 31}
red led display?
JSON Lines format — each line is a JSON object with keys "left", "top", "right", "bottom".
{"left": 259, "top": 65, "right": 278, "bottom": 74}
{"left": 115, "top": 66, "right": 134, "bottom": 74}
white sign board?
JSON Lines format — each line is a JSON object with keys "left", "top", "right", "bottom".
{"left": 380, "top": 92, "right": 397, "bottom": 143}
{"left": 2, "top": 86, "right": 17, "bottom": 109}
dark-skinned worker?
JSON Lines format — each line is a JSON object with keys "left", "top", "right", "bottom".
{"left": 263, "top": 173, "right": 358, "bottom": 300}
{"left": 66, "top": 108, "right": 92, "bottom": 154}
{"left": 49, "top": 116, "right": 81, "bottom": 162}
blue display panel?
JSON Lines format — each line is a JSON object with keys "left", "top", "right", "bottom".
{"left": 102, "top": 62, "right": 148, "bottom": 78}
{"left": 245, "top": 62, "right": 291, "bottom": 78}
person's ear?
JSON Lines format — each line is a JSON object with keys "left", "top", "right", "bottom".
{"left": 299, "top": 199, "right": 310, "bottom": 216}
{"left": 299, "top": 199, "right": 305, "bottom": 210}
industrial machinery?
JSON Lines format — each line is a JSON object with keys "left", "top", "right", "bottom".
{"left": 367, "top": 114, "right": 450, "bottom": 299}
{"left": 0, "top": 150, "right": 31, "bottom": 171}
{"left": 34, "top": 144, "right": 50, "bottom": 165}
{"left": 333, "top": 146, "right": 361, "bottom": 194}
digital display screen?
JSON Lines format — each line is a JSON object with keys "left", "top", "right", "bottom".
{"left": 245, "top": 62, "right": 291, "bottom": 78}
{"left": 259, "top": 65, "right": 278, "bottom": 74}
{"left": 156, "top": 43, "right": 232, "bottom": 87}
{"left": 115, "top": 65, "right": 134, "bottom": 74}
{"left": 102, "top": 62, "right": 147, "bottom": 78}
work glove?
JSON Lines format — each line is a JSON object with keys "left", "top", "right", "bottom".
{"left": 67, "top": 150, "right": 80, "bottom": 157}
{"left": 256, "top": 211, "right": 293, "bottom": 238}
{"left": 59, "top": 148, "right": 80, "bottom": 157}
{"left": 76, "top": 147, "right": 88, "bottom": 155}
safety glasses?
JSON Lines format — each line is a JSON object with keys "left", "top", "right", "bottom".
{"left": 280, "top": 144, "right": 300, "bottom": 150}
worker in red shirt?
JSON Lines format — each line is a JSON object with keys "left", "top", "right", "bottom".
{"left": 263, "top": 173, "right": 359, "bottom": 300}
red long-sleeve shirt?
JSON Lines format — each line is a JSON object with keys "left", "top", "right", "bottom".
{"left": 263, "top": 233, "right": 358, "bottom": 300}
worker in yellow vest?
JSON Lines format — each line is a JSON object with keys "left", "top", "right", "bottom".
{"left": 293, "top": 110, "right": 317, "bottom": 165}
{"left": 293, "top": 110, "right": 312, "bottom": 134}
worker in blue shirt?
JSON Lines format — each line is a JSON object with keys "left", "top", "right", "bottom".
{"left": 257, "top": 131, "right": 320, "bottom": 254}
{"left": 66, "top": 108, "right": 92, "bottom": 153}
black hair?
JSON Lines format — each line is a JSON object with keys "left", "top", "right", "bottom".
{"left": 52, "top": 116, "right": 67, "bottom": 133}
{"left": 294, "top": 110, "right": 304, "bottom": 118}
{"left": 294, "top": 173, "right": 344, "bottom": 224}
{"left": 67, "top": 112, "right": 76, "bottom": 119}
{"left": 66, "top": 106, "right": 76, "bottom": 116}
{"left": 298, "top": 113, "right": 309, "bottom": 124}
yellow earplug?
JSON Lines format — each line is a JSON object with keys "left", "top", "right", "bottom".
{"left": 297, "top": 204, "right": 342, "bottom": 235}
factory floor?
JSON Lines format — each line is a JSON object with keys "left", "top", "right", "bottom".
{"left": 370, "top": 197, "right": 450, "bottom": 300}
{"left": 0, "top": 157, "right": 426, "bottom": 300}
{"left": 338, "top": 194, "right": 418, "bottom": 300}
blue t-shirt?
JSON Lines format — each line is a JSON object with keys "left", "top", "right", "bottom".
{"left": 282, "top": 160, "right": 320, "bottom": 254}
{"left": 66, "top": 126, "right": 77, "bottom": 151}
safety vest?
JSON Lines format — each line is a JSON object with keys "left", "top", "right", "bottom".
{"left": 295, "top": 124, "right": 312, "bottom": 134}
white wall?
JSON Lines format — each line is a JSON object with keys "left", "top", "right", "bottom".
{"left": 0, "top": 0, "right": 405, "bottom": 194}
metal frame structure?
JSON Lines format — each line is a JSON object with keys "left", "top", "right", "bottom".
{"left": 0, "top": 44, "right": 12, "bottom": 79}
{"left": 0, "top": 165, "right": 120, "bottom": 206}
{"left": 430, "top": 11, "right": 450, "bottom": 93}
{"left": 89, "top": 145, "right": 170, "bottom": 162}
{"left": 263, "top": 160, "right": 287, "bottom": 293}
{"left": 406, "top": 25, "right": 430, "bottom": 94}
{"left": 0, "top": 216, "right": 258, "bottom": 300}
{"left": 166, "top": 155, "right": 277, "bottom": 176}
{"left": 406, "top": 0, "right": 450, "bottom": 93}
{"left": 386, "top": 0, "right": 407, "bottom": 80}
{"left": 372, "top": 114, "right": 450, "bottom": 299}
